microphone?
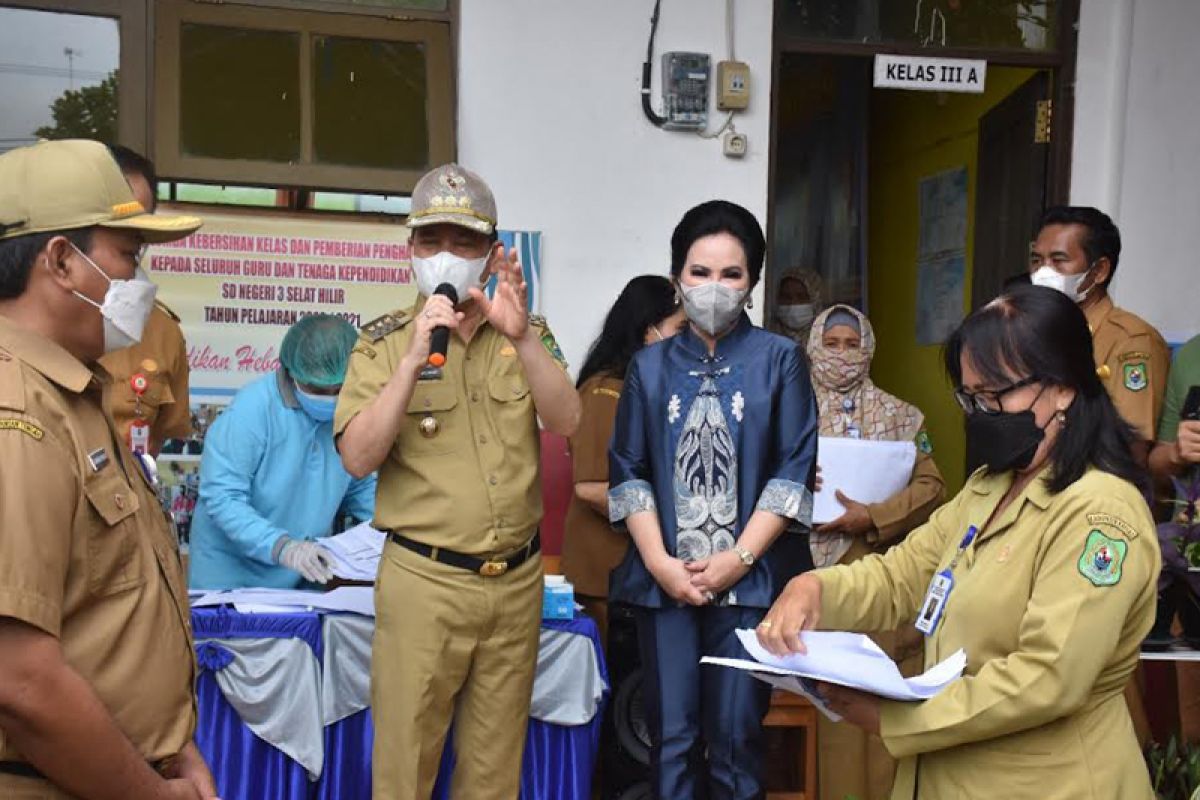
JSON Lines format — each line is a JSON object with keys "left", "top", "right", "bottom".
{"left": 427, "top": 282, "right": 458, "bottom": 368}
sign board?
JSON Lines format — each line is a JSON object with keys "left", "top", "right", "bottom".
{"left": 148, "top": 210, "right": 542, "bottom": 400}
{"left": 873, "top": 54, "right": 986, "bottom": 94}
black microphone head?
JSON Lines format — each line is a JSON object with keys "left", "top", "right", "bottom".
{"left": 433, "top": 282, "right": 458, "bottom": 304}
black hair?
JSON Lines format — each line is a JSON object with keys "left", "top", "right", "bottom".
{"left": 0, "top": 228, "right": 95, "bottom": 300}
{"left": 107, "top": 144, "right": 158, "bottom": 193}
{"left": 670, "top": 200, "right": 766, "bottom": 287}
{"left": 577, "top": 275, "right": 678, "bottom": 387}
{"left": 943, "top": 284, "right": 1142, "bottom": 493}
{"left": 1037, "top": 205, "right": 1121, "bottom": 287}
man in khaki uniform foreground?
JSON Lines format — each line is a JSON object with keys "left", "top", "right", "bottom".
{"left": 0, "top": 140, "right": 215, "bottom": 798}
{"left": 336, "top": 164, "right": 580, "bottom": 798}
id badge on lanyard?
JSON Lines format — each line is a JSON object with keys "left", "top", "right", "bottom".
{"left": 916, "top": 525, "right": 977, "bottom": 636}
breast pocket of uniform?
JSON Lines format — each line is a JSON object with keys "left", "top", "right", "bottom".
{"left": 82, "top": 467, "right": 146, "bottom": 596}
{"left": 488, "top": 373, "right": 535, "bottom": 447}
{"left": 400, "top": 382, "right": 461, "bottom": 457}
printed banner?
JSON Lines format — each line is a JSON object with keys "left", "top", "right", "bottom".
{"left": 147, "top": 211, "right": 541, "bottom": 400}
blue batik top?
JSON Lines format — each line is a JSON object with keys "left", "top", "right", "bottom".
{"left": 607, "top": 315, "right": 819, "bottom": 608}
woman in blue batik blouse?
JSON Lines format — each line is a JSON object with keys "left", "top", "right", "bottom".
{"left": 607, "top": 200, "right": 819, "bottom": 799}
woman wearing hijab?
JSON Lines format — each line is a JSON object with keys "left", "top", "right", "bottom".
{"left": 806, "top": 304, "right": 947, "bottom": 800}
{"left": 607, "top": 200, "right": 819, "bottom": 798}
{"left": 771, "top": 267, "right": 824, "bottom": 347}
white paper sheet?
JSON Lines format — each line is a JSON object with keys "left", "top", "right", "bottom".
{"left": 813, "top": 437, "right": 917, "bottom": 524}
{"left": 317, "top": 523, "right": 386, "bottom": 581}
{"left": 191, "top": 586, "right": 376, "bottom": 617}
{"left": 700, "top": 630, "right": 966, "bottom": 720}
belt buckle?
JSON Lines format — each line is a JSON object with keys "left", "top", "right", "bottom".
{"left": 479, "top": 559, "right": 509, "bottom": 577}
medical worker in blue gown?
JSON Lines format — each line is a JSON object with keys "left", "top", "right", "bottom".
{"left": 607, "top": 200, "right": 819, "bottom": 799}
{"left": 189, "top": 315, "right": 377, "bottom": 589}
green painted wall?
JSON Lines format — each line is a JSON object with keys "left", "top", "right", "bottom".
{"left": 867, "top": 67, "right": 1039, "bottom": 491}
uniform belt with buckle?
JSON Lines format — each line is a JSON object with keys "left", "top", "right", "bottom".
{"left": 386, "top": 531, "right": 540, "bottom": 577}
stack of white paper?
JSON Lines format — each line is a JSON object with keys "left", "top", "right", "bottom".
{"left": 814, "top": 437, "right": 917, "bottom": 523}
{"left": 190, "top": 586, "right": 376, "bottom": 617}
{"left": 701, "top": 629, "right": 966, "bottom": 721}
{"left": 317, "top": 523, "right": 386, "bottom": 581}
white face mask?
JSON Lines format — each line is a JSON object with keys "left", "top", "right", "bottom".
{"left": 68, "top": 243, "right": 158, "bottom": 353}
{"left": 680, "top": 282, "right": 747, "bottom": 337}
{"left": 1030, "top": 265, "right": 1094, "bottom": 303}
{"left": 412, "top": 250, "right": 489, "bottom": 303}
{"left": 777, "top": 303, "right": 815, "bottom": 330}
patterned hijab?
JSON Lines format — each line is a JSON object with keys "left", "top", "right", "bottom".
{"left": 806, "top": 304, "right": 923, "bottom": 567}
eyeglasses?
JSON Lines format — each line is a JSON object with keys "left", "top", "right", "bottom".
{"left": 954, "top": 376, "right": 1040, "bottom": 416}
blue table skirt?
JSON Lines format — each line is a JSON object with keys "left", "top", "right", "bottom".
{"left": 193, "top": 610, "right": 606, "bottom": 800}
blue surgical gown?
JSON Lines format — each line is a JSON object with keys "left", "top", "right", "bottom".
{"left": 189, "top": 370, "right": 377, "bottom": 589}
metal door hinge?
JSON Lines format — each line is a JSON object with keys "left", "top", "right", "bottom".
{"left": 1035, "top": 99, "right": 1053, "bottom": 144}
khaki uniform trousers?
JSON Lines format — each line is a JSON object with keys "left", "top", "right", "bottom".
{"left": 371, "top": 540, "right": 543, "bottom": 799}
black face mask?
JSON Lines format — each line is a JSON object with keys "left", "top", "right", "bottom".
{"left": 965, "top": 409, "right": 1046, "bottom": 475}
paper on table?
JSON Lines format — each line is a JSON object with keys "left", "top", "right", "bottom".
{"left": 701, "top": 630, "right": 965, "bottom": 720}
{"left": 191, "top": 586, "right": 376, "bottom": 617}
{"left": 813, "top": 437, "right": 917, "bottom": 524}
{"left": 318, "top": 522, "right": 386, "bottom": 581}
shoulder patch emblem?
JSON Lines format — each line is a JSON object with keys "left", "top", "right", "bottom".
{"left": 1078, "top": 529, "right": 1127, "bottom": 587}
{"left": 1119, "top": 351, "right": 1151, "bottom": 363}
{"left": 1086, "top": 512, "right": 1139, "bottom": 541}
{"left": 360, "top": 311, "right": 412, "bottom": 343}
{"left": 529, "top": 316, "right": 567, "bottom": 369}
{"left": 1123, "top": 362, "right": 1148, "bottom": 392}
{"left": 0, "top": 418, "right": 43, "bottom": 440}
{"left": 916, "top": 430, "right": 934, "bottom": 455}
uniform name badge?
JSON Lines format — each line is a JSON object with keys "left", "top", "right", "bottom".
{"left": 130, "top": 420, "right": 151, "bottom": 455}
{"left": 916, "top": 570, "right": 954, "bottom": 635}
{"left": 915, "top": 524, "right": 977, "bottom": 636}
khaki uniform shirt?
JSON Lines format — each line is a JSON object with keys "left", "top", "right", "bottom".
{"left": 99, "top": 302, "right": 192, "bottom": 451}
{"left": 335, "top": 302, "right": 563, "bottom": 556}
{"left": 0, "top": 316, "right": 196, "bottom": 765}
{"left": 866, "top": 447, "right": 946, "bottom": 548}
{"left": 561, "top": 374, "right": 628, "bottom": 597}
{"left": 1086, "top": 294, "right": 1170, "bottom": 443}
{"left": 819, "top": 466, "right": 1158, "bottom": 800}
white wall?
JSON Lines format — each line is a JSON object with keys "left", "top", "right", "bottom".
{"left": 457, "top": 0, "right": 773, "bottom": 372}
{"left": 1071, "top": 0, "right": 1200, "bottom": 345}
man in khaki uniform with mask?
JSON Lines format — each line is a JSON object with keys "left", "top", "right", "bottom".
{"left": 1030, "top": 206, "right": 1170, "bottom": 456}
{"left": 0, "top": 139, "right": 215, "bottom": 799}
{"left": 335, "top": 164, "right": 580, "bottom": 799}
{"left": 99, "top": 145, "right": 192, "bottom": 456}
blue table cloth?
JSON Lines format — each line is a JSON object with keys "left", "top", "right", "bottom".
{"left": 193, "top": 609, "right": 606, "bottom": 800}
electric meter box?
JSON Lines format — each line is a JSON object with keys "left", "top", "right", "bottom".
{"left": 662, "top": 51, "right": 710, "bottom": 131}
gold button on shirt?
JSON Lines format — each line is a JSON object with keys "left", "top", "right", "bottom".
{"left": 335, "top": 301, "right": 551, "bottom": 556}
{"left": 0, "top": 316, "right": 196, "bottom": 766}
{"left": 98, "top": 302, "right": 192, "bottom": 449}
{"left": 1085, "top": 294, "right": 1170, "bottom": 443}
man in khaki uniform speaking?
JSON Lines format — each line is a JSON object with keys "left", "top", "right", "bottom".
{"left": 99, "top": 145, "right": 192, "bottom": 456}
{"left": 0, "top": 139, "right": 215, "bottom": 798}
{"left": 1030, "top": 206, "right": 1170, "bottom": 459}
{"left": 335, "top": 164, "right": 580, "bottom": 799}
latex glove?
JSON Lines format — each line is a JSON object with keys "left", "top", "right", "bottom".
{"left": 277, "top": 538, "right": 336, "bottom": 584}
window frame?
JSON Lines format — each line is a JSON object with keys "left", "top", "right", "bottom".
{"left": 153, "top": 0, "right": 455, "bottom": 195}
{"left": 1, "top": 0, "right": 148, "bottom": 152}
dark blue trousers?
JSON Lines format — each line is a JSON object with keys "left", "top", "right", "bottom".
{"left": 635, "top": 604, "right": 772, "bottom": 800}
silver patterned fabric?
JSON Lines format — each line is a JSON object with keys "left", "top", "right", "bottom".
{"left": 756, "top": 478, "right": 814, "bottom": 525}
{"left": 673, "top": 373, "right": 739, "bottom": 603}
{"left": 609, "top": 478, "right": 657, "bottom": 523}
{"left": 322, "top": 614, "right": 374, "bottom": 726}
{"left": 204, "top": 636, "right": 324, "bottom": 779}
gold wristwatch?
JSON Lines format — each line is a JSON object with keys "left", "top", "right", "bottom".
{"left": 733, "top": 545, "right": 756, "bottom": 567}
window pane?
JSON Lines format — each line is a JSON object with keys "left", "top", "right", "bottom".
{"left": 315, "top": 0, "right": 447, "bottom": 10}
{"left": 0, "top": 7, "right": 119, "bottom": 153}
{"left": 312, "top": 35, "right": 428, "bottom": 169}
{"left": 167, "top": 182, "right": 280, "bottom": 207}
{"left": 180, "top": 24, "right": 300, "bottom": 162}
{"left": 779, "top": 0, "right": 1058, "bottom": 52}
{"left": 310, "top": 191, "right": 411, "bottom": 214}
